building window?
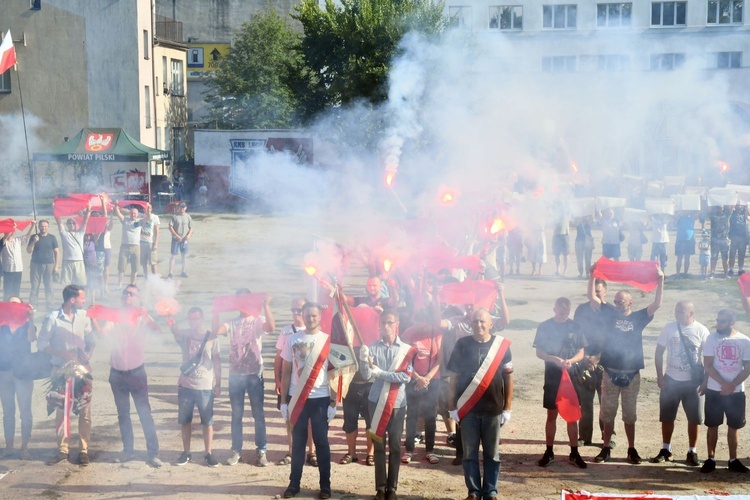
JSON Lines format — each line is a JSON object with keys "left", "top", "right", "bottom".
{"left": 489, "top": 5, "right": 523, "bottom": 30}
{"left": 543, "top": 4, "right": 577, "bottom": 29}
{"left": 449, "top": 6, "right": 472, "bottom": 29}
{"left": 715, "top": 51, "right": 742, "bottom": 68}
{"left": 143, "top": 30, "right": 149, "bottom": 59}
{"left": 170, "top": 59, "right": 184, "bottom": 95}
{"left": 650, "top": 53, "right": 686, "bottom": 70}
{"left": 597, "top": 3, "right": 632, "bottom": 26}
{"left": 0, "top": 70, "right": 10, "bottom": 93}
{"left": 156, "top": 127, "right": 162, "bottom": 150}
{"left": 707, "top": 0, "right": 743, "bottom": 23}
{"left": 542, "top": 55, "right": 577, "bottom": 72}
{"left": 581, "top": 54, "right": 630, "bottom": 71}
{"left": 145, "top": 86, "right": 151, "bottom": 128}
{"left": 172, "top": 127, "right": 186, "bottom": 160}
{"left": 651, "top": 2, "right": 687, "bottom": 26}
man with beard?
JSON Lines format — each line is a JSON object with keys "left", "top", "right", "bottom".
{"left": 38, "top": 285, "right": 94, "bottom": 466}
{"left": 700, "top": 309, "right": 750, "bottom": 473}
{"left": 215, "top": 289, "right": 275, "bottom": 467}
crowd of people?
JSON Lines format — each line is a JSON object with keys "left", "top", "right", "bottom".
{"left": 1, "top": 198, "right": 750, "bottom": 500}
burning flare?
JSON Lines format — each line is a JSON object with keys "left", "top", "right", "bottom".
{"left": 383, "top": 258, "right": 393, "bottom": 273}
{"left": 571, "top": 162, "right": 578, "bottom": 173}
{"left": 154, "top": 298, "right": 181, "bottom": 316}
{"left": 489, "top": 218, "right": 506, "bottom": 235}
{"left": 304, "top": 265, "right": 318, "bottom": 277}
{"left": 385, "top": 172, "right": 395, "bottom": 187}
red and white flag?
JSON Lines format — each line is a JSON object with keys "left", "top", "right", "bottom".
{"left": 327, "top": 286, "right": 358, "bottom": 402}
{"left": 56, "top": 378, "right": 74, "bottom": 438}
{"left": 0, "top": 31, "right": 17, "bottom": 74}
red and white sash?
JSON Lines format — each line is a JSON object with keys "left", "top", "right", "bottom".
{"left": 456, "top": 336, "right": 511, "bottom": 420}
{"left": 368, "top": 342, "right": 415, "bottom": 442}
{"left": 288, "top": 333, "right": 331, "bottom": 427}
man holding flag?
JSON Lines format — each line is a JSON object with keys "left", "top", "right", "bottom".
{"left": 38, "top": 285, "right": 94, "bottom": 466}
{"left": 359, "top": 309, "right": 414, "bottom": 500}
{"left": 447, "top": 308, "right": 513, "bottom": 500}
{"left": 533, "top": 297, "right": 587, "bottom": 469}
{"left": 280, "top": 302, "right": 336, "bottom": 499}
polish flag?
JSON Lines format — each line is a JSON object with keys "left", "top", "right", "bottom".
{"left": 0, "top": 31, "right": 17, "bottom": 74}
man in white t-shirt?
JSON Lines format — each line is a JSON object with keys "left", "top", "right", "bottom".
{"left": 139, "top": 203, "right": 160, "bottom": 278}
{"left": 700, "top": 309, "right": 750, "bottom": 474}
{"left": 114, "top": 205, "right": 141, "bottom": 287}
{"left": 280, "top": 302, "right": 336, "bottom": 499}
{"left": 651, "top": 301, "right": 709, "bottom": 466}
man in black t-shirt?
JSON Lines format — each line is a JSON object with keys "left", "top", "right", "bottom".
{"left": 572, "top": 278, "right": 608, "bottom": 447}
{"left": 27, "top": 220, "right": 59, "bottom": 310}
{"left": 533, "top": 297, "right": 586, "bottom": 468}
{"left": 587, "top": 264, "right": 664, "bottom": 465}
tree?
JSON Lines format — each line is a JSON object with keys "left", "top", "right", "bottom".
{"left": 203, "top": 9, "right": 305, "bottom": 129}
{"left": 293, "top": 0, "right": 446, "bottom": 118}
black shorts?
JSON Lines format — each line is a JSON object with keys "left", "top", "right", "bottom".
{"left": 342, "top": 382, "right": 372, "bottom": 433}
{"left": 602, "top": 243, "right": 621, "bottom": 259}
{"left": 543, "top": 375, "right": 562, "bottom": 410}
{"left": 552, "top": 234, "right": 569, "bottom": 256}
{"left": 704, "top": 389, "right": 746, "bottom": 429}
{"left": 659, "top": 375, "right": 703, "bottom": 424}
{"left": 674, "top": 239, "right": 695, "bottom": 256}
{"left": 711, "top": 239, "right": 729, "bottom": 260}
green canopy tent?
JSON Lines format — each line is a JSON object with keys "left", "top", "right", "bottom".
{"left": 33, "top": 128, "right": 170, "bottom": 209}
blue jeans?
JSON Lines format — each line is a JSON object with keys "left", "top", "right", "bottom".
{"left": 461, "top": 412, "right": 503, "bottom": 499}
{"left": 289, "top": 397, "right": 331, "bottom": 493}
{"left": 228, "top": 373, "right": 267, "bottom": 452}
{"left": 0, "top": 370, "right": 33, "bottom": 447}
{"left": 109, "top": 365, "right": 159, "bottom": 457}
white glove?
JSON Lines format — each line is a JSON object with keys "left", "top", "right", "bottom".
{"left": 499, "top": 410, "right": 511, "bottom": 426}
{"left": 370, "top": 365, "right": 382, "bottom": 378}
{"left": 280, "top": 403, "right": 289, "bottom": 422}
{"left": 327, "top": 405, "right": 337, "bottom": 423}
{"left": 449, "top": 409, "right": 460, "bottom": 423}
{"left": 359, "top": 345, "right": 370, "bottom": 361}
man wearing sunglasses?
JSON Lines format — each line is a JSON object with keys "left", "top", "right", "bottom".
{"left": 700, "top": 309, "right": 750, "bottom": 473}
{"left": 587, "top": 264, "right": 664, "bottom": 464}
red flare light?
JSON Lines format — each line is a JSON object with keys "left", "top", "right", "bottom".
{"left": 383, "top": 258, "right": 393, "bottom": 273}
{"left": 721, "top": 163, "right": 729, "bottom": 173}
{"left": 489, "top": 219, "right": 506, "bottom": 235}
{"left": 155, "top": 298, "right": 181, "bottom": 317}
{"left": 304, "top": 265, "right": 317, "bottom": 277}
{"left": 385, "top": 172, "right": 395, "bottom": 187}
{"left": 571, "top": 162, "right": 578, "bottom": 173}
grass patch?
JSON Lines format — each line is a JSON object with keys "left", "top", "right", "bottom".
{"left": 506, "top": 318, "right": 539, "bottom": 330}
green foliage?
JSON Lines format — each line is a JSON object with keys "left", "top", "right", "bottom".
{"left": 293, "top": 0, "right": 446, "bottom": 116}
{"left": 204, "top": 9, "right": 304, "bottom": 129}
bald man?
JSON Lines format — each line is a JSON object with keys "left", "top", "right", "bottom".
{"left": 587, "top": 264, "right": 664, "bottom": 464}
{"left": 651, "top": 301, "right": 709, "bottom": 466}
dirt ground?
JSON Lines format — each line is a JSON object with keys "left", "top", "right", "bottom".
{"left": 1, "top": 211, "right": 750, "bottom": 500}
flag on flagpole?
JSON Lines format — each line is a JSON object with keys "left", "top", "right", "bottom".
{"left": 327, "top": 285, "right": 359, "bottom": 403}
{"left": 0, "top": 31, "right": 17, "bottom": 74}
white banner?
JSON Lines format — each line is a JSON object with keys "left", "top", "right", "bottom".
{"left": 707, "top": 188, "right": 739, "bottom": 207}
{"left": 672, "top": 194, "right": 701, "bottom": 211}
{"left": 596, "top": 197, "right": 627, "bottom": 210}
{"left": 645, "top": 198, "right": 675, "bottom": 215}
{"left": 570, "top": 198, "right": 596, "bottom": 218}
{"left": 622, "top": 208, "right": 647, "bottom": 223}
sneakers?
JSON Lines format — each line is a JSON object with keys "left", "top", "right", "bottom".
{"left": 626, "top": 447, "right": 642, "bottom": 465}
{"left": 175, "top": 451, "right": 192, "bottom": 466}
{"left": 257, "top": 450, "right": 269, "bottom": 467}
{"left": 569, "top": 452, "right": 588, "bottom": 469}
{"left": 650, "top": 449, "right": 672, "bottom": 463}
{"left": 729, "top": 458, "right": 749, "bottom": 473}
{"left": 180, "top": 272, "right": 188, "bottom": 278}
{"left": 147, "top": 456, "right": 164, "bottom": 468}
{"left": 577, "top": 439, "right": 591, "bottom": 447}
{"left": 594, "top": 447, "right": 611, "bottom": 463}
{"left": 686, "top": 451, "right": 701, "bottom": 467}
{"left": 447, "top": 433, "right": 457, "bottom": 448}
{"left": 226, "top": 450, "right": 241, "bottom": 466}
{"left": 283, "top": 486, "right": 300, "bottom": 498}
{"left": 204, "top": 453, "right": 219, "bottom": 467}
{"left": 701, "top": 458, "right": 716, "bottom": 473}
{"left": 47, "top": 452, "right": 68, "bottom": 465}
{"left": 167, "top": 273, "right": 173, "bottom": 279}
{"left": 609, "top": 438, "right": 617, "bottom": 449}
{"left": 114, "top": 450, "right": 137, "bottom": 463}
{"left": 401, "top": 452, "right": 412, "bottom": 464}
{"left": 538, "top": 450, "right": 555, "bottom": 467}
{"left": 77, "top": 452, "right": 90, "bottom": 466}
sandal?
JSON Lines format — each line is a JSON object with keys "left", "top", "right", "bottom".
{"left": 365, "top": 454, "right": 375, "bottom": 466}
{"left": 339, "top": 454, "right": 358, "bottom": 465}
{"left": 307, "top": 453, "right": 318, "bottom": 467}
{"left": 277, "top": 453, "right": 292, "bottom": 466}
{"left": 425, "top": 452, "right": 440, "bottom": 464}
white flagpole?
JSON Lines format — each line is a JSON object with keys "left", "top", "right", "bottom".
{"left": 13, "top": 55, "right": 37, "bottom": 221}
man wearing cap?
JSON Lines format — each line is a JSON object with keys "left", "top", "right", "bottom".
{"left": 168, "top": 202, "right": 192, "bottom": 279}
{"left": 54, "top": 207, "right": 92, "bottom": 287}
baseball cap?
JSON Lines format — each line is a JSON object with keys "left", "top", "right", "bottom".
{"left": 179, "top": 202, "right": 187, "bottom": 207}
